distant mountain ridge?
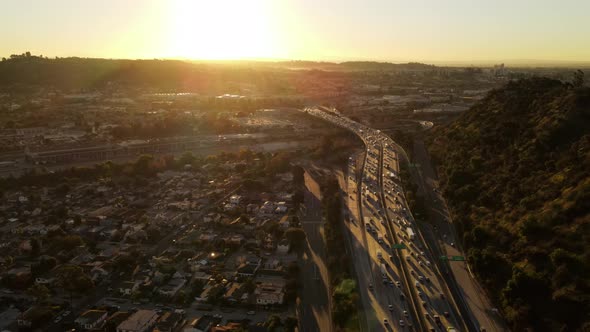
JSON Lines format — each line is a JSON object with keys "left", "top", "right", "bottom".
{"left": 0, "top": 56, "right": 437, "bottom": 89}
{"left": 428, "top": 78, "right": 590, "bottom": 331}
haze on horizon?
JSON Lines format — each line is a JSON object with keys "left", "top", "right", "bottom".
{"left": 1, "top": 0, "right": 589, "bottom": 65}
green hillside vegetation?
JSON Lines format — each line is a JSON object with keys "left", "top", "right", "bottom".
{"left": 428, "top": 77, "right": 590, "bottom": 331}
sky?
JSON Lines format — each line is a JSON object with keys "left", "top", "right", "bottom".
{"left": 1, "top": 0, "right": 589, "bottom": 64}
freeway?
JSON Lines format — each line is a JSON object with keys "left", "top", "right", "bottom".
{"left": 411, "top": 139, "right": 505, "bottom": 331}
{"left": 302, "top": 107, "right": 475, "bottom": 332}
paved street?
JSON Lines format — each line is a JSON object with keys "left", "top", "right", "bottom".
{"left": 411, "top": 139, "right": 505, "bottom": 331}
{"left": 297, "top": 170, "right": 332, "bottom": 332}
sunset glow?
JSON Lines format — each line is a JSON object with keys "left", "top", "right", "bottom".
{"left": 164, "top": 0, "right": 284, "bottom": 60}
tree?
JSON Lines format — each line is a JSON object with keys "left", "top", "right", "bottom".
{"left": 53, "top": 235, "right": 84, "bottom": 251}
{"left": 285, "top": 228, "right": 306, "bottom": 251}
{"left": 264, "top": 315, "right": 283, "bottom": 331}
{"left": 179, "top": 151, "right": 195, "bottom": 166}
{"left": 30, "top": 238, "right": 41, "bottom": 257}
{"left": 243, "top": 278, "right": 256, "bottom": 293}
{"left": 284, "top": 316, "right": 298, "bottom": 332}
{"left": 56, "top": 265, "right": 94, "bottom": 295}
{"left": 573, "top": 69, "right": 585, "bottom": 87}
{"left": 134, "top": 154, "right": 155, "bottom": 176}
{"left": 292, "top": 165, "right": 305, "bottom": 185}
{"left": 290, "top": 215, "right": 301, "bottom": 228}
{"left": 239, "top": 214, "right": 250, "bottom": 224}
{"left": 27, "top": 284, "right": 50, "bottom": 303}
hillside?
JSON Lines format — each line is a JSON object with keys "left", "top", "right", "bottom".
{"left": 428, "top": 78, "right": 590, "bottom": 331}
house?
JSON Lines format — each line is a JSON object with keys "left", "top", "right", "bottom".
{"left": 236, "top": 256, "right": 262, "bottom": 277}
{"left": 276, "top": 240, "right": 289, "bottom": 255}
{"left": 223, "top": 282, "right": 244, "bottom": 303}
{"left": 191, "top": 271, "right": 211, "bottom": 282}
{"left": 223, "top": 203, "right": 237, "bottom": 212}
{"left": 223, "top": 234, "right": 244, "bottom": 246}
{"left": 274, "top": 202, "right": 288, "bottom": 214}
{"left": 75, "top": 310, "right": 108, "bottom": 330}
{"left": 34, "top": 277, "right": 55, "bottom": 285}
{"left": 119, "top": 281, "right": 139, "bottom": 296}
{"left": 104, "top": 311, "right": 131, "bottom": 332}
{"left": 278, "top": 215, "right": 290, "bottom": 230}
{"left": 0, "top": 307, "right": 20, "bottom": 331}
{"left": 259, "top": 201, "right": 275, "bottom": 216}
{"left": 199, "top": 232, "right": 217, "bottom": 243}
{"left": 116, "top": 309, "right": 159, "bottom": 332}
{"left": 246, "top": 204, "right": 259, "bottom": 214}
{"left": 17, "top": 306, "right": 53, "bottom": 329}
{"left": 212, "top": 322, "right": 243, "bottom": 332}
{"left": 255, "top": 283, "right": 285, "bottom": 305}
{"left": 203, "top": 213, "right": 220, "bottom": 223}
{"left": 158, "top": 277, "right": 186, "bottom": 297}
{"left": 195, "top": 284, "right": 223, "bottom": 303}
{"left": 184, "top": 315, "right": 221, "bottom": 332}
{"left": 276, "top": 173, "right": 293, "bottom": 183}
{"left": 153, "top": 311, "right": 185, "bottom": 332}
{"left": 229, "top": 195, "right": 242, "bottom": 205}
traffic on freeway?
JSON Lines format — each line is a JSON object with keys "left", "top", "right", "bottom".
{"left": 303, "top": 107, "right": 470, "bottom": 331}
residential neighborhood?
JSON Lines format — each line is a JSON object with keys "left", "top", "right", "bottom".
{"left": 0, "top": 150, "right": 305, "bottom": 332}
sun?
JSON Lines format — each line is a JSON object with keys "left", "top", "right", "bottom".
{"left": 165, "top": 0, "right": 282, "bottom": 60}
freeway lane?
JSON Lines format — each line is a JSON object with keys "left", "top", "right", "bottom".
{"left": 411, "top": 139, "right": 505, "bottom": 331}
{"left": 299, "top": 170, "right": 332, "bottom": 332}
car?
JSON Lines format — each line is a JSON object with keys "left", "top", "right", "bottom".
{"left": 62, "top": 310, "right": 71, "bottom": 317}
{"left": 434, "top": 315, "right": 442, "bottom": 324}
{"left": 247, "top": 311, "right": 256, "bottom": 315}
{"left": 450, "top": 242, "right": 455, "bottom": 247}
{"left": 54, "top": 316, "right": 62, "bottom": 324}
{"left": 396, "top": 281, "right": 401, "bottom": 288}
{"left": 403, "top": 310, "right": 409, "bottom": 317}
{"left": 399, "top": 320, "right": 405, "bottom": 327}
{"left": 383, "top": 318, "right": 389, "bottom": 326}
{"left": 388, "top": 304, "right": 394, "bottom": 311}
{"left": 368, "top": 283, "right": 374, "bottom": 290}
{"left": 444, "top": 311, "right": 450, "bottom": 317}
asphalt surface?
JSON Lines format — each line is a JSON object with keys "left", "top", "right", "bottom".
{"left": 298, "top": 170, "right": 333, "bottom": 332}
{"left": 410, "top": 139, "right": 506, "bottom": 332}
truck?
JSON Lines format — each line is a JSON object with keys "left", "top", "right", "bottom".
{"left": 406, "top": 227, "right": 415, "bottom": 240}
